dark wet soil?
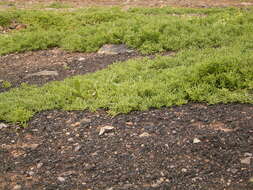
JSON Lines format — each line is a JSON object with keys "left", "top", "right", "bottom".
{"left": 0, "top": 103, "right": 252, "bottom": 190}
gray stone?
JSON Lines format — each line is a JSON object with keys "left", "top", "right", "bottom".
{"left": 98, "top": 44, "right": 134, "bottom": 55}
{"left": 25, "top": 70, "right": 58, "bottom": 78}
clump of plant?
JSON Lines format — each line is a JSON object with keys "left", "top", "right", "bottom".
{"left": 1, "top": 80, "right": 12, "bottom": 88}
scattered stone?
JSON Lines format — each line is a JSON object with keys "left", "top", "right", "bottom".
{"left": 67, "top": 138, "right": 74, "bottom": 142}
{"left": 193, "top": 138, "right": 201, "bottom": 144}
{"left": 126, "top": 122, "right": 134, "bottom": 126}
{"left": 28, "top": 171, "right": 35, "bottom": 176}
{"left": 22, "top": 143, "right": 40, "bottom": 150}
{"left": 139, "top": 132, "right": 151, "bottom": 137}
{"left": 240, "top": 157, "right": 251, "bottom": 165}
{"left": 230, "top": 168, "right": 238, "bottom": 174}
{"left": 0, "top": 123, "right": 8, "bottom": 130}
{"left": 37, "top": 162, "right": 43, "bottom": 169}
{"left": 57, "top": 176, "right": 66, "bottom": 182}
{"left": 99, "top": 125, "right": 115, "bottom": 136}
{"left": 13, "top": 185, "right": 22, "bottom": 190}
{"left": 98, "top": 44, "right": 134, "bottom": 55}
{"left": 78, "top": 57, "right": 86, "bottom": 61}
{"left": 25, "top": 70, "right": 59, "bottom": 78}
{"left": 71, "top": 122, "right": 81, "bottom": 127}
{"left": 244, "top": 153, "right": 252, "bottom": 157}
{"left": 181, "top": 168, "right": 187, "bottom": 172}
{"left": 74, "top": 145, "right": 81, "bottom": 152}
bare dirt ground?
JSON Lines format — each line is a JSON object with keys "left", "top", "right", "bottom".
{"left": 0, "top": 1, "right": 253, "bottom": 190}
{"left": 0, "top": 104, "right": 253, "bottom": 190}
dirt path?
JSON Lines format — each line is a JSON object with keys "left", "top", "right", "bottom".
{"left": 1, "top": 103, "right": 252, "bottom": 189}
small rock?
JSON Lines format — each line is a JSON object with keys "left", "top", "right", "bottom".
{"left": 57, "top": 176, "right": 66, "bottom": 182}
{"left": 0, "top": 123, "right": 7, "bottom": 130}
{"left": 193, "top": 138, "right": 201, "bottom": 144}
{"left": 241, "top": 157, "right": 251, "bottom": 165}
{"left": 28, "top": 171, "right": 35, "bottom": 176}
{"left": 98, "top": 44, "right": 134, "bottom": 55}
{"left": 13, "top": 185, "right": 22, "bottom": 190}
{"left": 67, "top": 138, "right": 74, "bottom": 142}
{"left": 181, "top": 168, "right": 187, "bottom": 172}
{"left": 244, "top": 153, "right": 253, "bottom": 157}
{"left": 139, "top": 132, "right": 151, "bottom": 137}
{"left": 99, "top": 126, "right": 115, "bottom": 136}
{"left": 37, "top": 162, "right": 43, "bottom": 169}
{"left": 25, "top": 70, "right": 58, "bottom": 78}
{"left": 74, "top": 145, "right": 81, "bottom": 152}
{"left": 78, "top": 57, "right": 85, "bottom": 61}
{"left": 230, "top": 168, "right": 238, "bottom": 174}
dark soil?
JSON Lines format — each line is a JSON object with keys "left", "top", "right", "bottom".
{"left": 0, "top": 49, "right": 141, "bottom": 93}
{"left": 0, "top": 103, "right": 253, "bottom": 190}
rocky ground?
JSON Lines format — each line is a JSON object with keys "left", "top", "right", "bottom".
{"left": 0, "top": 104, "right": 252, "bottom": 190}
{"left": 0, "top": 1, "right": 253, "bottom": 190}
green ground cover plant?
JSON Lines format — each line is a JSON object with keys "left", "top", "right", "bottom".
{"left": 0, "top": 7, "right": 252, "bottom": 54}
{"left": 0, "top": 7, "right": 252, "bottom": 125}
{"left": 0, "top": 45, "right": 252, "bottom": 124}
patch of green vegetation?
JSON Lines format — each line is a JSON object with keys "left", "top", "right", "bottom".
{"left": 1, "top": 80, "right": 12, "bottom": 88}
{"left": 45, "top": 2, "right": 73, "bottom": 9}
{"left": 0, "top": 7, "right": 252, "bottom": 54}
{"left": 0, "top": 7, "right": 252, "bottom": 125}
{"left": 0, "top": 45, "right": 252, "bottom": 125}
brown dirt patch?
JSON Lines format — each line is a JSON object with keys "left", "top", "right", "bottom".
{"left": 0, "top": 49, "right": 142, "bottom": 92}
{"left": 0, "top": 103, "right": 252, "bottom": 189}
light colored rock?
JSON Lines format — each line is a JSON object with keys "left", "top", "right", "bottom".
{"left": 139, "top": 132, "right": 151, "bottom": 137}
{"left": 193, "top": 138, "right": 201, "bottom": 144}
{"left": 0, "top": 123, "right": 7, "bottom": 130}
{"left": 37, "top": 162, "right": 43, "bottom": 169}
{"left": 98, "top": 44, "right": 134, "bottom": 55}
{"left": 25, "top": 70, "right": 58, "bottom": 78}
{"left": 244, "top": 153, "right": 252, "bottom": 157}
{"left": 241, "top": 157, "right": 251, "bottom": 165}
{"left": 74, "top": 145, "right": 81, "bottom": 152}
{"left": 78, "top": 57, "right": 85, "bottom": 61}
{"left": 99, "top": 126, "right": 115, "bottom": 136}
{"left": 13, "top": 185, "right": 22, "bottom": 190}
{"left": 57, "top": 176, "right": 66, "bottom": 182}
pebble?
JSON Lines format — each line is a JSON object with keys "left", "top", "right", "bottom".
{"left": 78, "top": 57, "right": 85, "bottom": 61}
{"left": 0, "top": 123, "right": 7, "bottom": 130}
{"left": 57, "top": 176, "right": 66, "bottom": 182}
{"left": 25, "top": 70, "right": 59, "bottom": 78}
{"left": 98, "top": 44, "right": 134, "bottom": 55}
{"left": 13, "top": 185, "right": 22, "bottom": 190}
{"left": 181, "top": 168, "right": 187, "bottom": 172}
{"left": 244, "top": 153, "right": 252, "bottom": 157}
{"left": 37, "top": 162, "right": 43, "bottom": 169}
{"left": 139, "top": 132, "right": 151, "bottom": 137}
{"left": 67, "top": 138, "right": 74, "bottom": 142}
{"left": 99, "top": 126, "right": 115, "bottom": 136}
{"left": 240, "top": 157, "right": 251, "bottom": 165}
{"left": 74, "top": 145, "right": 81, "bottom": 152}
{"left": 193, "top": 138, "right": 201, "bottom": 144}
